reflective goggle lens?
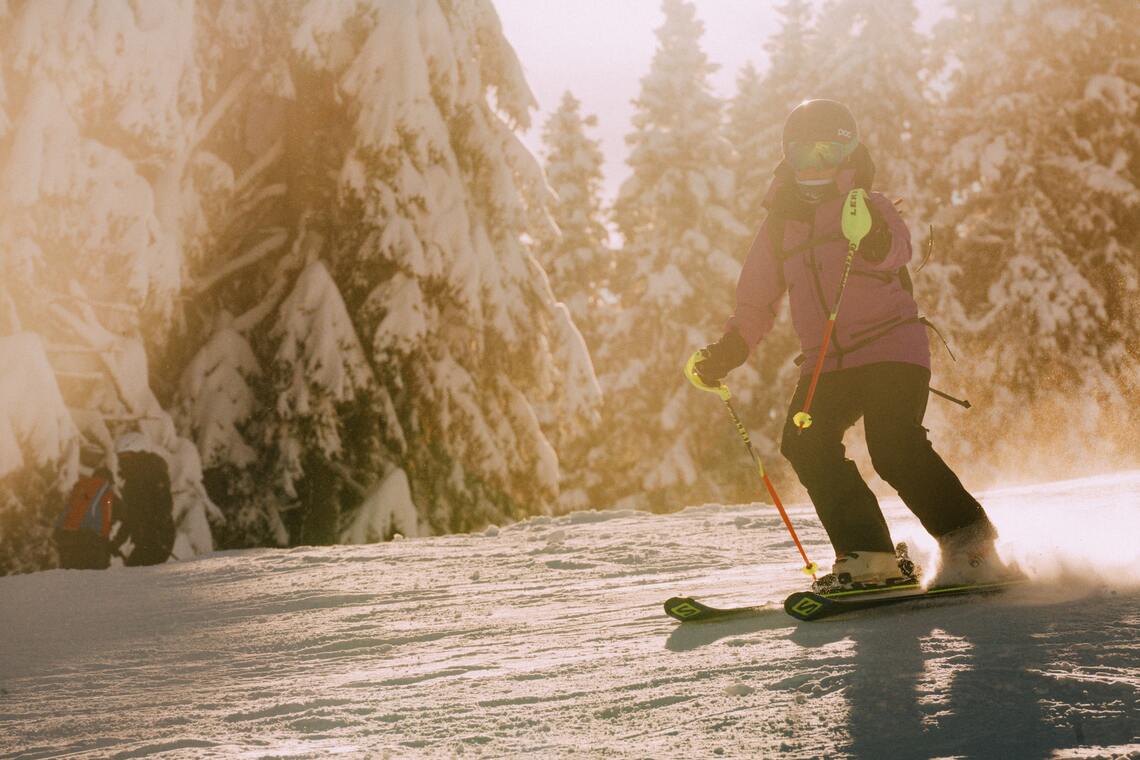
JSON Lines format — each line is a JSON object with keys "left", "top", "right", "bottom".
{"left": 786, "top": 140, "right": 856, "bottom": 171}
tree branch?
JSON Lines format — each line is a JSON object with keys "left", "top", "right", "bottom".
{"left": 194, "top": 228, "right": 289, "bottom": 295}
{"left": 234, "top": 137, "right": 285, "bottom": 198}
{"left": 196, "top": 69, "right": 256, "bottom": 146}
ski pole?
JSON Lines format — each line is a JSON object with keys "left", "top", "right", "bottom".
{"left": 929, "top": 386, "right": 971, "bottom": 409}
{"left": 793, "top": 188, "right": 873, "bottom": 432}
{"left": 684, "top": 353, "right": 819, "bottom": 578}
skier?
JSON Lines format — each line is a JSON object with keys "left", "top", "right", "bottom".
{"left": 691, "top": 99, "right": 1009, "bottom": 592}
{"left": 54, "top": 462, "right": 120, "bottom": 570}
{"left": 110, "top": 433, "right": 176, "bottom": 566}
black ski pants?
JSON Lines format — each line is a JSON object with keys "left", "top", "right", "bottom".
{"left": 779, "top": 362, "right": 988, "bottom": 555}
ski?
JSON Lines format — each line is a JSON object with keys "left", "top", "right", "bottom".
{"left": 665, "top": 579, "right": 1024, "bottom": 624}
{"left": 663, "top": 595, "right": 770, "bottom": 623}
{"left": 784, "top": 578, "right": 1024, "bottom": 622}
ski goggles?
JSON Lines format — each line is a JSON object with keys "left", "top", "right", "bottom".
{"left": 785, "top": 140, "right": 858, "bottom": 172}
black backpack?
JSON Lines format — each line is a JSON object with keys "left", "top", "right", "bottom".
{"left": 116, "top": 451, "right": 175, "bottom": 566}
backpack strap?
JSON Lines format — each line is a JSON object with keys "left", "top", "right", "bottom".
{"left": 79, "top": 481, "right": 111, "bottom": 536}
{"left": 790, "top": 315, "right": 957, "bottom": 367}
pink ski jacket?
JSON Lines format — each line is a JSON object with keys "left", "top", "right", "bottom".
{"left": 726, "top": 162, "right": 930, "bottom": 376}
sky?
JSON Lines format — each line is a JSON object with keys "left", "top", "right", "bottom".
{"left": 495, "top": 0, "right": 949, "bottom": 204}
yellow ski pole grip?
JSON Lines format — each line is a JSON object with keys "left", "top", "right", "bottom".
{"left": 684, "top": 350, "right": 731, "bottom": 401}
{"left": 842, "top": 188, "right": 872, "bottom": 248}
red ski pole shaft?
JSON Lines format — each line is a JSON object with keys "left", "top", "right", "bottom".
{"left": 721, "top": 397, "right": 818, "bottom": 578}
{"left": 793, "top": 242, "right": 857, "bottom": 432}
{"left": 760, "top": 471, "right": 814, "bottom": 572}
{"left": 798, "top": 317, "right": 836, "bottom": 419}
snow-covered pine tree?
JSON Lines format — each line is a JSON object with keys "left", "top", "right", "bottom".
{"left": 726, "top": 64, "right": 777, "bottom": 232}
{"left": 265, "top": 259, "right": 387, "bottom": 545}
{"left": 169, "top": 1, "right": 398, "bottom": 548}
{"left": 174, "top": 319, "right": 266, "bottom": 546}
{"left": 0, "top": 1, "right": 220, "bottom": 566}
{"left": 928, "top": 0, "right": 1140, "bottom": 475}
{"left": 724, "top": 0, "right": 815, "bottom": 224}
{"left": 761, "top": 0, "right": 815, "bottom": 122}
{"left": 176, "top": 0, "right": 600, "bottom": 543}
{"left": 534, "top": 91, "right": 610, "bottom": 510}
{"left": 537, "top": 91, "right": 612, "bottom": 350}
{"left": 0, "top": 333, "right": 80, "bottom": 574}
{"left": 293, "top": 0, "right": 599, "bottom": 533}
{"left": 602, "top": 0, "right": 751, "bottom": 511}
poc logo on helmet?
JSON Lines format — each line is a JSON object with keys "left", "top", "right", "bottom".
{"left": 837, "top": 128, "right": 854, "bottom": 139}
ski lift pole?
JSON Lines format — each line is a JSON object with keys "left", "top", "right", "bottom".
{"left": 684, "top": 353, "right": 819, "bottom": 578}
{"left": 793, "top": 188, "right": 873, "bottom": 432}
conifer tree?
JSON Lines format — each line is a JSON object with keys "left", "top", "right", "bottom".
{"left": 763, "top": 0, "right": 815, "bottom": 116}
{"left": 171, "top": 0, "right": 321, "bottom": 547}
{"left": 929, "top": 0, "right": 1140, "bottom": 471}
{"left": 178, "top": 0, "right": 602, "bottom": 541}
{"left": 0, "top": 1, "right": 225, "bottom": 563}
{"left": 288, "top": 0, "right": 600, "bottom": 533}
{"left": 602, "top": 0, "right": 750, "bottom": 511}
{"left": 538, "top": 91, "right": 612, "bottom": 350}
{"left": 536, "top": 91, "right": 609, "bottom": 510}
{"left": 726, "top": 64, "right": 775, "bottom": 231}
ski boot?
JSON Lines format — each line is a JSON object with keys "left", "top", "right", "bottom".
{"left": 933, "top": 521, "right": 1021, "bottom": 586}
{"left": 812, "top": 543, "right": 921, "bottom": 594}
{"left": 895, "top": 542, "right": 921, "bottom": 582}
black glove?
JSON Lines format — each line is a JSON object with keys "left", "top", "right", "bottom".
{"left": 857, "top": 201, "right": 892, "bottom": 263}
{"left": 694, "top": 329, "right": 749, "bottom": 385}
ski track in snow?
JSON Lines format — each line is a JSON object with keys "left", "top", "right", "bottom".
{"left": 2, "top": 473, "right": 1139, "bottom": 759}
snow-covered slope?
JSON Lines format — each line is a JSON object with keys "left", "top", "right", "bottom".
{"left": 2, "top": 472, "right": 1138, "bottom": 759}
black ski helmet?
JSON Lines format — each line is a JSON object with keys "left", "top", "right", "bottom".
{"left": 782, "top": 99, "right": 859, "bottom": 156}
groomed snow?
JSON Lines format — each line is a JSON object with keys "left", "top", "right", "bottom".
{"left": 2, "top": 472, "right": 1138, "bottom": 758}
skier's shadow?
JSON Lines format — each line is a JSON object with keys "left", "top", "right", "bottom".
{"left": 665, "top": 607, "right": 794, "bottom": 652}
{"left": 788, "top": 597, "right": 1068, "bottom": 759}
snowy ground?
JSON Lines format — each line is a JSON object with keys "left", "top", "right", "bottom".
{"left": 2, "top": 472, "right": 1139, "bottom": 759}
